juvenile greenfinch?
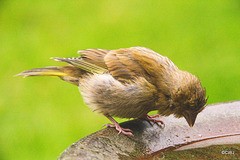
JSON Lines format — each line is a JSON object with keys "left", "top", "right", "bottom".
{"left": 17, "top": 47, "right": 207, "bottom": 136}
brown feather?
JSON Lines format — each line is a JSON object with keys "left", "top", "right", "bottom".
{"left": 17, "top": 46, "right": 207, "bottom": 128}
{"left": 78, "top": 49, "right": 109, "bottom": 69}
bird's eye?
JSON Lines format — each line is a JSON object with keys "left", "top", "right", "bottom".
{"left": 166, "top": 94, "right": 171, "bottom": 99}
{"left": 170, "top": 104, "right": 175, "bottom": 110}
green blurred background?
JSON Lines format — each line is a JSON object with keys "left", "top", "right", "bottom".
{"left": 0, "top": 0, "right": 239, "bottom": 159}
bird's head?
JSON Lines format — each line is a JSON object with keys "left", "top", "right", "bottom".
{"left": 170, "top": 72, "right": 207, "bottom": 127}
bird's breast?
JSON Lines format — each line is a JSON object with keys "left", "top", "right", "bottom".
{"left": 79, "top": 74, "right": 158, "bottom": 118}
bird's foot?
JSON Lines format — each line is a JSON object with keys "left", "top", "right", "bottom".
{"left": 103, "top": 113, "right": 134, "bottom": 136}
{"left": 141, "top": 114, "right": 165, "bottom": 127}
{"left": 103, "top": 123, "right": 134, "bottom": 136}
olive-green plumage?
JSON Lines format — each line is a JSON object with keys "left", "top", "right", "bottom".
{"left": 17, "top": 47, "right": 207, "bottom": 136}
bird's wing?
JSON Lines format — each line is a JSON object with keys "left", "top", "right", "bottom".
{"left": 130, "top": 47, "right": 179, "bottom": 96}
{"left": 52, "top": 47, "right": 178, "bottom": 83}
{"left": 104, "top": 47, "right": 178, "bottom": 83}
{"left": 130, "top": 47, "right": 178, "bottom": 78}
{"left": 53, "top": 48, "right": 147, "bottom": 82}
{"left": 103, "top": 47, "right": 148, "bottom": 81}
{"left": 53, "top": 49, "right": 110, "bottom": 74}
{"left": 77, "top": 49, "right": 109, "bottom": 69}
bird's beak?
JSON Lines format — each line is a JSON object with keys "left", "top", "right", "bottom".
{"left": 183, "top": 113, "right": 197, "bottom": 127}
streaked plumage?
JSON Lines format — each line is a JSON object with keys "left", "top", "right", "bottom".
{"left": 17, "top": 47, "right": 207, "bottom": 136}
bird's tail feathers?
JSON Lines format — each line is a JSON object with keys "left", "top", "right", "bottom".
{"left": 15, "top": 67, "right": 67, "bottom": 78}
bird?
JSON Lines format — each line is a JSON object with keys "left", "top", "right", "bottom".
{"left": 16, "top": 47, "right": 207, "bottom": 136}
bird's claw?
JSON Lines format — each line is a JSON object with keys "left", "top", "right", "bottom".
{"left": 142, "top": 114, "right": 165, "bottom": 127}
{"left": 103, "top": 123, "right": 134, "bottom": 136}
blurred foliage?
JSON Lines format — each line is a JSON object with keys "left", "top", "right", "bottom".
{"left": 0, "top": 0, "right": 239, "bottom": 159}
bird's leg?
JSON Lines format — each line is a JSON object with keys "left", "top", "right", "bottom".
{"left": 141, "top": 114, "right": 165, "bottom": 126}
{"left": 103, "top": 114, "right": 134, "bottom": 136}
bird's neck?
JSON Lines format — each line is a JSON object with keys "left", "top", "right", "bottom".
{"left": 156, "top": 70, "right": 196, "bottom": 113}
